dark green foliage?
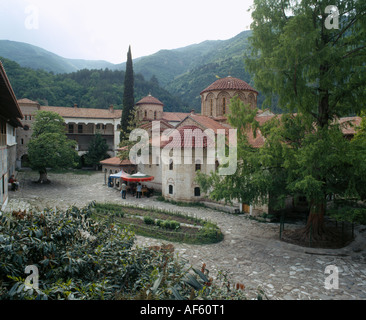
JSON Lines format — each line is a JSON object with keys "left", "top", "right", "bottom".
{"left": 120, "top": 47, "right": 135, "bottom": 142}
{"left": 0, "top": 57, "right": 186, "bottom": 112}
{"left": 160, "top": 220, "right": 180, "bottom": 230}
{"left": 28, "top": 111, "right": 78, "bottom": 182}
{"left": 197, "top": 222, "right": 224, "bottom": 244}
{"left": 84, "top": 133, "right": 109, "bottom": 169}
{"left": 246, "top": 0, "right": 366, "bottom": 126}
{"left": 143, "top": 216, "right": 155, "bottom": 225}
{"left": 0, "top": 205, "right": 264, "bottom": 300}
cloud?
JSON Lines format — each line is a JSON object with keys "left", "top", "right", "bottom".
{"left": 0, "top": 0, "right": 254, "bottom": 63}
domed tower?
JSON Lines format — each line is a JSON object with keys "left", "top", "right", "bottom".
{"left": 200, "top": 76, "right": 258, "bottom": 117}
{"left": 135, "top": 94, "right": 164, "bottom": 121}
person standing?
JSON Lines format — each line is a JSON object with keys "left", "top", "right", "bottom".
{"left": 120, "top": 181, "right": 127, "bottom": 199}
{"left": 136, "top": 182, "right": 142, "bottom": 198}
{"left": 9, "top": 175, "right": 19, "bottom": 191}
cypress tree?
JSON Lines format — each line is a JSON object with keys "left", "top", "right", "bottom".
{"left": 120, "top": 46, "right": 135, "bottom": 142}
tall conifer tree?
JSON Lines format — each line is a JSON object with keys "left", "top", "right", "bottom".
{"left": 120, "top": 46, "right": 135, "bottom": 142}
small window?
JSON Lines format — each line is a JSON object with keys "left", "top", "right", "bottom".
{"left": 194, "top": 187, "right": 201, "bottom": 197}
{"left": 195, "top": 162, "right": 201, "bottom": 171}
{"left": 144, "top": 110, "right": 147, "bottom": 118}
{"left": 154, "top": 111, "right": 157, "bottom": 120}
{"left": 68, "top": 124, "right": 74, "bottom": 133}
{"left": 78, "top": 124, "right": 83, "bottom": 133}
{"left": 96, "top": 124, "right": 101, "bottom": 130}
{"left": 169, "top": 160, "right": 173, "bottom": 170}
{"left": 169, "top": 185, "right": 173, "bottom": 194}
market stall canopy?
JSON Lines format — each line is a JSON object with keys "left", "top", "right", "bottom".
{"left": 123, "top": 172, "right": 154, "bottom": 182}
{"left": 109, "top": 170, "right": 131, "bottom": 179}
{"left": 109, "top": 171, "right": 154, "bottom": 182}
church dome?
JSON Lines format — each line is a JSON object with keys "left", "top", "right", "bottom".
{"left": 200, "top": 76, "right": 257, "bottom": 94}
{"left": 136, "top": 94, "right": 164, "bottom": 106}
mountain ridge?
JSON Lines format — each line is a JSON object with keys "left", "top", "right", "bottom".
{"left": 0, "top": 30, "right": 269, "bottom": 112}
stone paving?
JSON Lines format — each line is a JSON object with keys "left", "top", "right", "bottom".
{"left": 4, "top": 170, "right": 366, "bottom": 300}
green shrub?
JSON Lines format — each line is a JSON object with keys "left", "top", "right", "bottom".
{"left": 143, "top": 216, "right": 155, "bottom": 225}
{"left": 161, "top": 220, "right": 180, "bottom": 230}
{"left": 0, "top": 204, "right": 264, "bottom": 300}
{"left": 197, "top": 222, "right": 223, "bottom": 243}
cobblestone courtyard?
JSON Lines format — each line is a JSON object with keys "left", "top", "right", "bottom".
{"left": 5, "top": 170, "right": 366, "bottom": 300}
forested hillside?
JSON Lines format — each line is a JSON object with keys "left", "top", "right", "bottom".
{"left": 0, "top": 30, "right": 281, "bottom": 112}
{"left": 0, "top": 40, "right": 116, "bottom": 74}
{"left": 1, "top": 57, "right": 188, "bottom": 112}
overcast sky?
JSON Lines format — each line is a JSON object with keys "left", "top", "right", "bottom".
{"left": 0, "top": 0, "right": 254, "bottom": 64}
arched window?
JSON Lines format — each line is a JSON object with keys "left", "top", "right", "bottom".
{"left": 144, "top": 110, "right": 147, "bottom": 118}
{"left": 194, "top": 187, "right": 201, "bottom": 197}
{"left": 169, "top": 160, "right": 173, "bottom": 170}
{"left": 210, "top": 99, "right": 213, "bottom": 116}
{"left": 222, "top": 97, "right": 226, "bottom": 115}
{"left": 169, "top": 185, "right": 173, "bottom": 194}
{"left": 195, "top": 160, "right": 201, "bottom": 171}
{"left": 154, "top": 111, "right": 157, "bottom": 120}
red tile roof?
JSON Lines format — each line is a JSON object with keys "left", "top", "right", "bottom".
{"left": 100, "top": 156, "right": 134, "bottom": 166}
{"left": 338, "top": 116, "right": 362, "bottom": 135}
{"left": 40, "top": 106, "right": 122, "bottom": 119}
{"left": 201, "top": 76, "right": 258, "bottom": 94}
{"left": 139, "top": 119, "right": 173, "bottom": 131}
{"left": 136, "top": 95, "right": 164, "bottom": 106}
{"left": 18, "top": 98, "right": 40, "bottom": 105}
{"left": 161, "top": 125, "right": 215, "bottom": 149}
{"left": 188, "top": 114, "right": 230, "bottom": 133}
{"left": 162, "top": 112, "right": 190, "bottom": 122}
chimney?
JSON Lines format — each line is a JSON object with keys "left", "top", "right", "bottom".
{"left": 74, "top": 103, "right": 78, "bottom": 109}
{"left": 109, "top": 105, "right": 114, "bottom": 113}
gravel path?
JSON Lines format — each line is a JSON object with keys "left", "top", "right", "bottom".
{"left": 5, "top": 170, "right": 366, "bottom": 300}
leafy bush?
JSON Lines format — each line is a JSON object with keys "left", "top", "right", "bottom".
{"left": 197, "top": 222, "right": 224, "bottom": 244}
{"left": 143, "top": 216, "right": 155, "bottom": 225}
{"left": 0, "top": 204, "right": 264, "bottom": 300}
{"left": 161, "top": 220, "right": 180, "bottom": 230}
{"left": 156, "top": 219, "right": 164, "bottom": 227}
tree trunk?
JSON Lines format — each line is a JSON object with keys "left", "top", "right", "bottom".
{"left": 305, "top": 201, "right": 326, "bottom": 239}
{"left": 38, "top": 169, "right": 50, "bottom": 184}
